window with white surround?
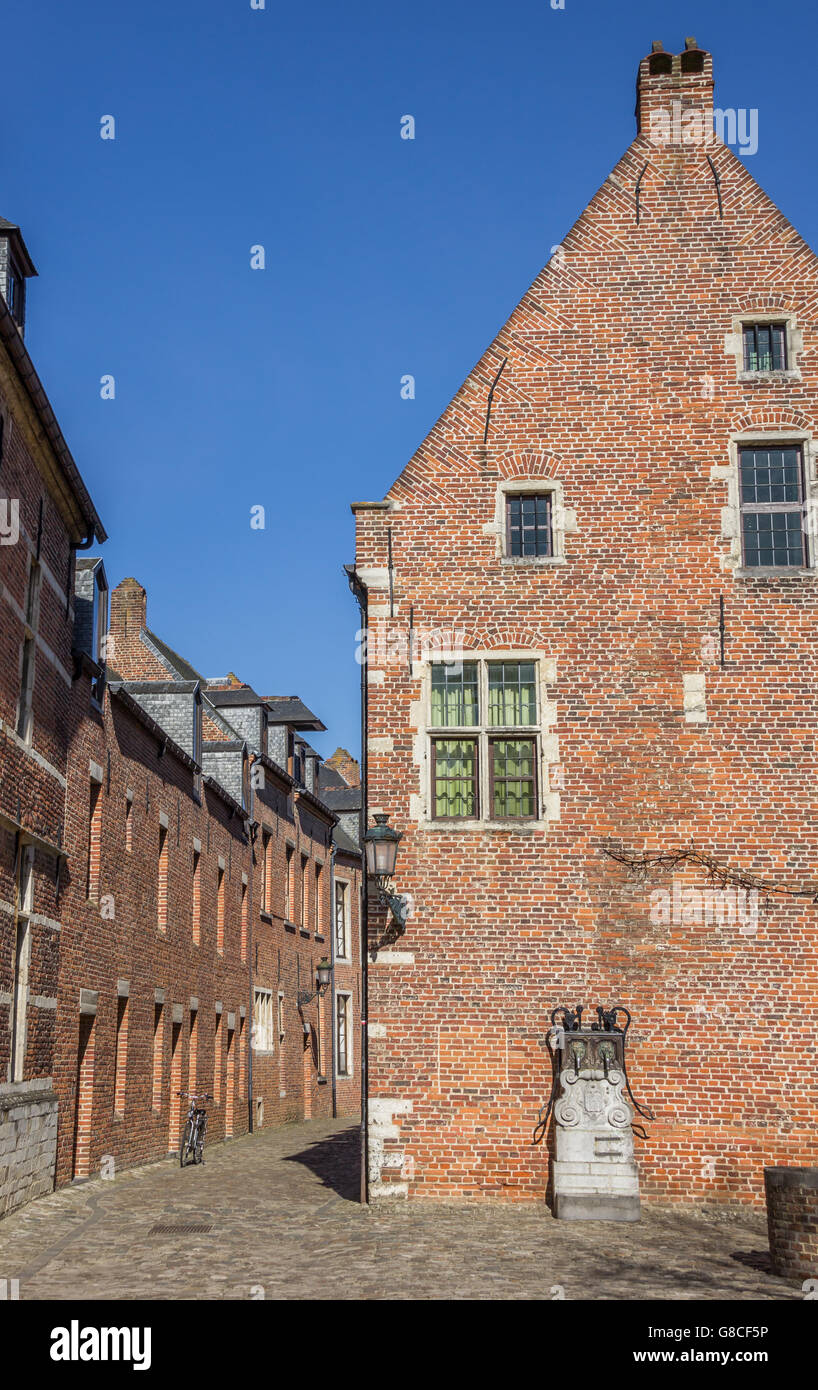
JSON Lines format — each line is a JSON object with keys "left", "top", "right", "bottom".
{"left": 483, "top": 475, "right": 576, "bottom": 563}
{"left": 9, "top": 844, "right": 34, "bottom": 1082}
{"left": 739, "top": 444, "right": 808, "bottom": 569}
{"left": 429, "top": 659, "right": 542, "bottom": 822}
{"left": 719, "top": 431, "right": 817, "bottom": 576}
{"left": 336, "top": 992, "right": 352, "bottom": 1077}
{"left": 725, "top": 313, "right": 802, "bottom": 382}
{"left": 16, "top": 559, "right": 41, "bottom": 742}
{"left": 253, "top": 988, "right": 274, "bottom": 1052}
{"left": 334, "top": 880, "right": 350, "bottom": 959}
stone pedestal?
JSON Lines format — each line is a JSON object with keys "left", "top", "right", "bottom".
{"left": 552, "top": 1030, "right": 640, "bottom": 1221}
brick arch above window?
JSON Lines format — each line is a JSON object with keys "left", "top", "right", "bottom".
{"left": 725, "top": 311, "right": 803, "bottom": 383}
{"left": 482, "top": 474, "right": 577, "bottom": 564}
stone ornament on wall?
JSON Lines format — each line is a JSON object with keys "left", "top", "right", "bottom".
{"left": 543, "top": 1004, "right": 651, "bottom": 1222}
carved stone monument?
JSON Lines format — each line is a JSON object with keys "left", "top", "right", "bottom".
{"left": 545, "top": 1005, "right": 650, "bottom": 1222}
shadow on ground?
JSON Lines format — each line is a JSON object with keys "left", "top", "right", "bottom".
{"left": 282, "top": 1123, "right": 361, "bottom": 1202}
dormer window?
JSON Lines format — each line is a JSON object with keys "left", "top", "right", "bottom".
{"left": 743, "top": 322, "right": 787, "bottom": 373}
{"left": 4, "top": 257, "right": 25, "bottom": 325}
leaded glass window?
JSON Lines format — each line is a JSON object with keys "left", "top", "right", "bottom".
{"left": 430, "top": 662, "right": 478, "bottom": 727}
{"left": 742, "top": 323, "right": 787, "bottom": 372}
{"left": 490, "top": 739, "right": 537, "bottom": 819}
{"left": 433, "top": 739, "right": 478, "bottom": 818}
{"left": 488, "top": 662, "right": 537, "bottom": 726}
{"left": 506, "top": 494, "right": 552, "bottom": 557}
{"left": 739, "top": 446, "right": 806, "bottom": 568}
{"left": 429, "top": 658, "right": 543, "bottom": 821}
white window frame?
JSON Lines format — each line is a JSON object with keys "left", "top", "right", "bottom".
{"left": 335, "top": 991, "right": 353, "bottom": 1077}
{"left": 9, "top": 844, "right": 34, "bottom": 1082}
{"left": 407, "top": 650, "right": 560, "bottom": 831}
{"left": 334, "top": 879, "right": 350, "bottom": 960}
{"left": 16, "top": 559, "right": 41, "bottom": 744}
{"left": 253, "top": 987, "right": 274, "bottom": 1053}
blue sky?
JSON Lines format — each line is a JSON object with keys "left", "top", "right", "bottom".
{"left": 3, "top": 0, "right": 816, "bottom": 757}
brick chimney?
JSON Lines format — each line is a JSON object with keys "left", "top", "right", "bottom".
{"left": 326, "top": 747, "right": 360, "bottom": 788}
{"left": 110, "top": 577, "right": 147, "bottom": 640}
{"left": 636, "top": 38, "right": 714, "bottom": 144}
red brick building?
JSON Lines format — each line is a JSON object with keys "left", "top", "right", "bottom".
{"left": 49, "top": 575, "right": 362, "bottom": 1189}
{"left": 2, "top": 208, "right": 361, "bottom": 1208}
{"left": 351, "top": 40, "right": 818, "bottom": 1205}
{"left": 0, "top": 220, "right": 106, "bottom": 1214}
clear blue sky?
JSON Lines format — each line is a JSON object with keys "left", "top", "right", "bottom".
{"left": 3, "top": 0, "right": 815, "bottom": 757}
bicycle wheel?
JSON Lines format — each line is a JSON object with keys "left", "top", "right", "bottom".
{"left": 194, "top": 1117, "right": 206, "bottom": 1164}
{"left": 180, "top": 1118, "right": 194, "bottom": 1167}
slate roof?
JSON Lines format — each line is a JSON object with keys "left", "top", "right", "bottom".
{"left": 333, "top": 824, "right": 360, "bottom": 856}
{"left": 206, "top": 687, "right": 265, "bottom": 707}
{"left": 320, "top": 785, "right": 361, "bottom": 812}
{"left": 145, "top": 629, "right": 205, "bottom": 685}
{"left": 262, "top": 697, "right": 325, "bottom": 731}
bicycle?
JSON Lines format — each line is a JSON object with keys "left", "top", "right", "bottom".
{"left": 178, "top": 1092, "right": 213, "bottom": 1167}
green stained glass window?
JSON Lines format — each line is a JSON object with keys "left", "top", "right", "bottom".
{"left": 488, "top": 662, "right": 537, "bottom": 727}
{"left": 491, "top": 739, "right": 536, "bottom": 819}
{"left": 430, "top": 663, "right": 479, "bottom": 727}
{"left": 433, "top": 739, "right": 478, "bottom": 819}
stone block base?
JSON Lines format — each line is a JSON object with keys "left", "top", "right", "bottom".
{"left": 0, "top": 1079, "right": 58, "bottom": 1218}
{"left": 554, "top": 1192, "right": 641, "bottom": 1222}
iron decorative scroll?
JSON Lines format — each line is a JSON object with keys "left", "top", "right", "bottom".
{"left": 533, "top": 1003, "right": 654, "bottom": 1146}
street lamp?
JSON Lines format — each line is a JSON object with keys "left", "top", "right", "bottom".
{"left": 297, "top": 958, "right": 332, "bottom": 1006}
{"left": 364, "top": 814, "right": 410, "bottom": 931}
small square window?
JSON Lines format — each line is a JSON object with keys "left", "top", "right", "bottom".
{"left": 506, "top": 494, "right": 553, "bottom": 557}
{"left": 742, "top": 323, "right": 787, "bottom": 373}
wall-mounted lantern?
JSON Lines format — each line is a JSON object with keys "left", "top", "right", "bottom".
{"left": 364, "top": 813, "right": 410, "bottom": 932}
{"left": 297, "top": 958, "right": 332, "bottom": 1006}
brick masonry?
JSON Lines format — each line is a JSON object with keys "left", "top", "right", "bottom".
{"left": 765, "top": 1168, "right": 818, "bottom": 1279}
{"left": 353, "top": 41, "right": 818, "bottom": 1205}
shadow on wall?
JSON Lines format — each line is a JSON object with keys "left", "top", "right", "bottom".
{"left": 282, "top": 1123, "right": 361, "bottom": 1203}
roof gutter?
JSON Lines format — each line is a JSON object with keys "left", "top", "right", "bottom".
{"left": 0, "top": 299, "right": 106, "bottom": 543}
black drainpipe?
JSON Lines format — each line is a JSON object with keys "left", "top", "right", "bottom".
{"left": 346, "top": 564, "right": 369, "bottom": 1204}
{"left": 329, "top": 842, "right": 337, "bottom": 1120}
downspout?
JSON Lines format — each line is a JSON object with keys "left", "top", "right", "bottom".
{"left": 329, "top": 842, "right": 337, "bottom": 1120}
{"left": 346, "top": 564, "right": 369, "bottom": 1204}
{"left": 247, "top": 765, "right": 257, "bottom": 1134}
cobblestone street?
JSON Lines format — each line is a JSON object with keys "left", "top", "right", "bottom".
{"left": 0, "top": 1120, "right": 801, "bottom": 1301}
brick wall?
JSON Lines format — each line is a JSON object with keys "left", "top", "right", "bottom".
{"left": 355, "top": 42, "right": 818, "bottom": 1204}
{"left": 54, "top": 668, "right": 252, "bottom": 1187}
{"left": 765, "top": 1168, "right": 818, "bottom": 1280}
{"left": 0, "top": 343, "right": 88, "bottom": 1212}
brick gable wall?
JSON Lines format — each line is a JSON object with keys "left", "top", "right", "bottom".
{"left": 356, "top": 45, "right": 818, "bottom": 1204}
